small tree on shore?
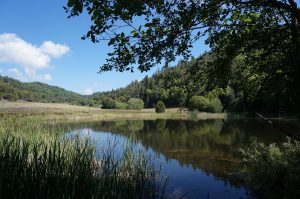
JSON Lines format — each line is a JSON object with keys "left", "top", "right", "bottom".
{"left": 155, "top": 101, "right": 165, "bottom": 113}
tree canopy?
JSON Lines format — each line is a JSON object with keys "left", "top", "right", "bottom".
{"left": 65, "top": 0, "right": 299, "bottom": 69}
{"left": 66, "top": 0, "right": 300, "bottom": 115}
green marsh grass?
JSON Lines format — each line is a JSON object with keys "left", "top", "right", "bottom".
{"left": 0, "top": 117, "right": 165, "bottom": 199}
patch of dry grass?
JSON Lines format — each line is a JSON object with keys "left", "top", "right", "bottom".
{"left": 0, "top": 101, "right": 226, "bottom": 121}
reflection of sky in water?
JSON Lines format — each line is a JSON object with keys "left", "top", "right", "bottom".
{"left": 159, "top": 159, "right": 246, "bottom": 198}
{"left": 65, "top": 127, "right": 248, "bottom": 199}
{"left": 62, "top": 118, "right": 299, "bottom": 198}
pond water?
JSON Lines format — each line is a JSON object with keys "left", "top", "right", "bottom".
{"left": 64, "top": 119, "right": 299, "bottom": 199}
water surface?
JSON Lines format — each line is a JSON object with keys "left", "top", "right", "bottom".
{"left": 64, "top": 119, "right": 298, "bottom": 199}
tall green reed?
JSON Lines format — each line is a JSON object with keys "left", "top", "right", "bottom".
{"left": 0, "top": 117, "right": 166, "bottom": 199}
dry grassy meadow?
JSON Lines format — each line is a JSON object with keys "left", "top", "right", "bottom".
{"left": 0, "top": 101, "right": 226, "bottom": 121}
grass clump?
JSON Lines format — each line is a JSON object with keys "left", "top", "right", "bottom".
{"left": 0, "top": 117, "right": 164, "bottom": 199}
{"left": 187, "top": 110, "right": 198, "bottom": 120}
{"left": 241, "top": 138, "right": 300, "bottom": 199}
{"left": 0, "top": 134, "right": 97, "bottom": 198}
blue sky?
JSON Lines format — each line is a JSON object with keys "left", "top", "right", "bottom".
{"left": 0, "top": 0, "right": 208, "bottom": 94}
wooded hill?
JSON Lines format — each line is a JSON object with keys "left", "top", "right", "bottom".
{"left": 0, "top": 75, "right": 89, "bottom": 105}
{"left": 65, "top": 0, "right": 299, "bottom": 116}
{"left": 92, "top": 52, "right": 292, "bottom": 114}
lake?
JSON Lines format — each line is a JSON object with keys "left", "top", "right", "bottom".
{"left": 64, "top": 118, "right": 299, "bottom": 199}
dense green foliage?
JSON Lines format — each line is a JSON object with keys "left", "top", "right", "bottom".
{"left": 241, "top": 138, "right": 300, "bottom": 198}
{"left": 188, "top": 96, "right": 209, "bottom": 112}
{"left": 115, "top": 101, "right": 128, "bottom": 109}
{"left": 66, "top": 0, "right": 300, "bottom": 116}
{"left": 90, "top": 47, "right": 299, "bottom": 113}
{"left": 101, "top": 96, "right": 145, "bottom": 110}
{"left": 101, "top": 97, "right": 117, "bottom": 109}
{"left": 188, "top": 95, "right": 223, "bottom": 113}
{"left": 155, "top": 101, "right": 165, "bottom": 113}
{"left": 0, "top": 76, "right": 94, "bottom": 106}
{"left": 0, "top": 118, "right": 162, "bottom": 199}
{"left": 127, "top": 98, "right": 144, "bottom": 110}
{"left": 207, "top": 98, "right": 223, "bottom": 113}
{"left": 92, "top": 60, "right": 189, "bottom": 109}
{"left": 91, "top": 55, "right": 276, "bottom": 113}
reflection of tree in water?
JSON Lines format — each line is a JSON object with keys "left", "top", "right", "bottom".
{"left": 154, "top": 119, "right": 166, "bottom": 133}
{"left": 140, "top": 120, "right": 246, "bottom": 185}
{"left": 64, "top": 120, "right": 145, "bottom": 133}
{"left": 63, "top": 120, "right": 243, "bottom": 185}
{"left": 62, "top": 119, "right": 288, "bottom": 188}
{"left": 141, "top": 120, "right": 242, "bottom": 156}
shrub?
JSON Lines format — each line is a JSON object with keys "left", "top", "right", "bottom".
{"left": 101, "top": 97, "right": 117, "bottom": 109}
{"left": 155, "top": 101, "right": 166, "bottom": 113}
{"left": 241, "top": 138, "right": 300, "bottom": 198}
{"left": 115, "top": 101, "right": 128, "bottom": 109}
{"left": 207, "top": 98, "right": 223, "bottom": 113}
{"left": 188, "top": 96, "right": 209, "bottom": 111}
{"left": 117, "top": 96, "right": 127, "bottom": 103}
{"left": 127, "top": 98, "right": 144, "bottom": 110}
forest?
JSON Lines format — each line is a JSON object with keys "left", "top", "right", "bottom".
{"left": 0, "top": 75, "right": 90, "bottom": 106}
{"left": 66, "top": 0, "right": 300, "bottom": 118}
{"left": 92, "top": 51, "right": 294, "bottom": 114}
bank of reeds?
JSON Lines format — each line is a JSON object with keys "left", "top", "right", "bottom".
{"left": 0, "top": 117, "right": 163, "bottom": 199}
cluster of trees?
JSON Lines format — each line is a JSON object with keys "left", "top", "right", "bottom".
{"left": 0, "top": 76, "right": 95, "bottom": 106}
{"left": 92, "top": 52, "right": 289, "bottom": 113}
{"left": 0, "top": 81, "right": 22, "bottom": 101}
{"left": 101, "top": 97, "right": 144, "bottom": 110}
{"left": 66, "top": 0, "right": 300, "bottom": 116}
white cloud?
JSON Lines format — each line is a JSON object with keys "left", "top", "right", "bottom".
{"left": 7, "top": 67, "right": 52, "bottom": 82}
{"left": 8, "top": 68, "right": 27, "bottom": 81}
{"left": 43, "top": 74, "right": 52, "bottom": 81}
{"left": 0, "top": 33, "right": 50, "bottom": 69}
{"left": 84, "top": 88, "right": 94, "bottom": 95}
{"left": 40, "top": 41, "right": 70, "bottom": 58}
{"left": 24, "top": 68, "right": 52, "bottom": 81}
{"left": 0, "top": 33, "right": 69, "bottom": 81}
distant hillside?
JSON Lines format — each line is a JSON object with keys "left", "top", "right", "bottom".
{"left": 92, "top": 58, "right": 197, "bottom": 108}
{"left": 0, "top": 76, "right": 90, "bottom": 106}
{"left": 92, "top": 52, "right": 292, "bottom": 113}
